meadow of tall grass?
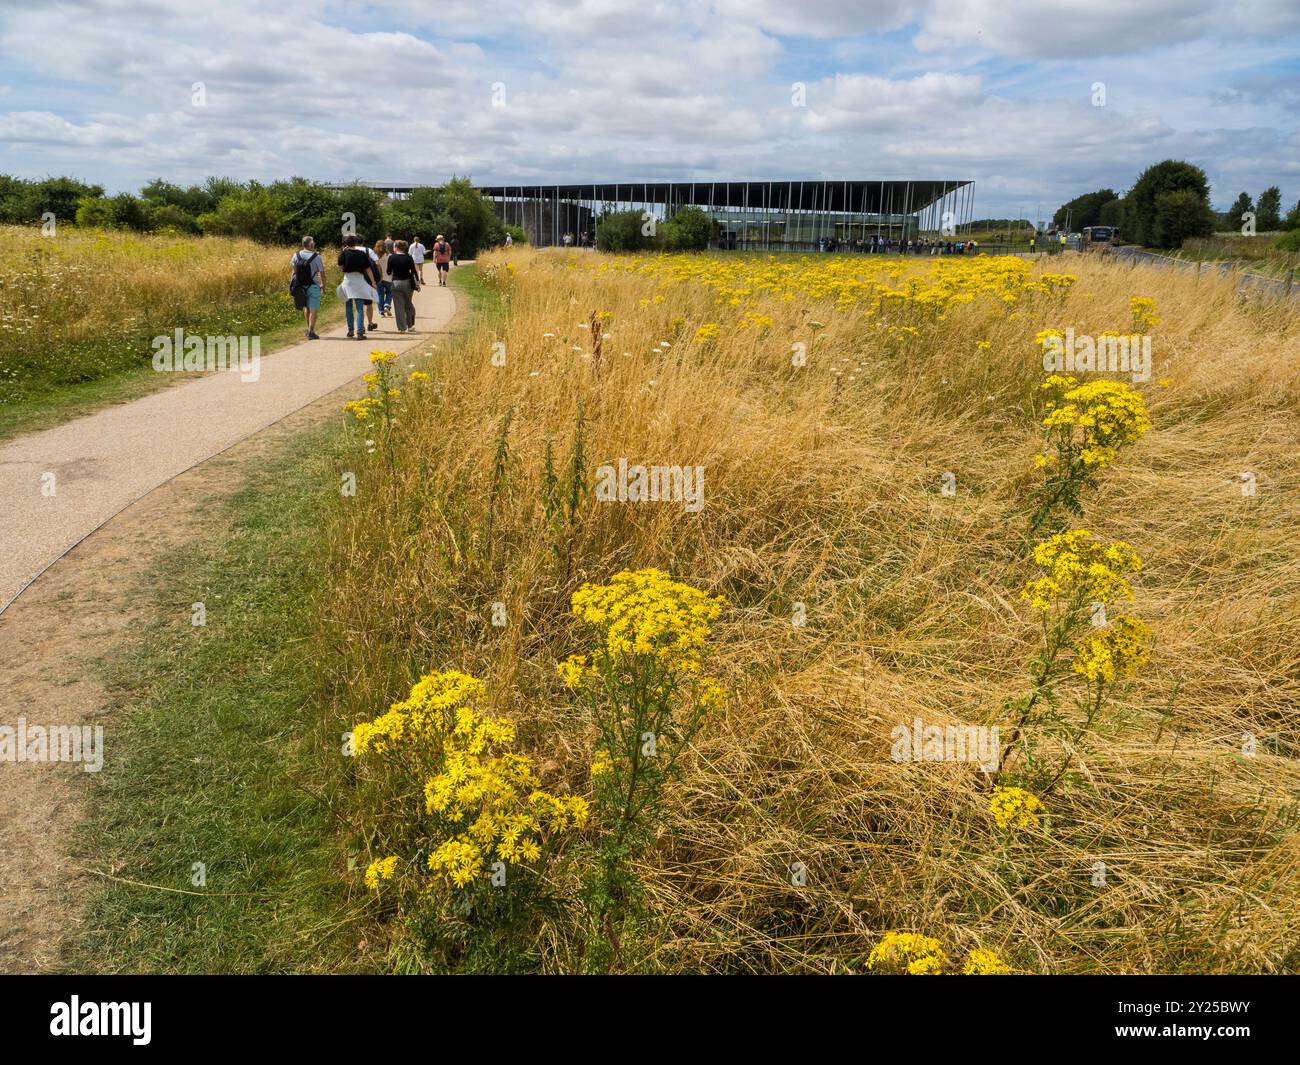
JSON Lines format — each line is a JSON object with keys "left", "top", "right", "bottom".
{"left": 316, "top": 248, "right": 1300, "bottom": 974}
{"left": 0, "top": 224, "right": 326, "bottom": 404}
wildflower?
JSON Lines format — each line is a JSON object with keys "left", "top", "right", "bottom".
{"left": 590, "top": 748, "right": 614, "bottom": 779}
{"left": 1021, "top": 530, "right": 1142, "bottom": 613}
{"left": 867, "top": 932, "right": 949, "bottom": 975}
{"left": 961, "top": 948, "right": 1012, "bottom": 975}
{"left": 1130, "top": 296, "right": 1159, "bottom": 332}
{"left": 556, "top": 653, "right": 594, "bottom": 690}
{"left": 1072, "top": 616, "right": 1153, "bottom": 683}
{"left": 364, "top": 855, "right": 398, "bottom": 890}
{"left": 693, "top": 322, "right": 721, "bottom": 343}
{"left": 369, "top": 349, "right": 397, "bottom": 365}
{"left": 1040, "top": 376, "right": 1151, "bottom": 469}
{"left": 988, "top": 786, "right": 1043, "bottom": 830}
{"left": 407, "top": 370, "right": 430, "bottom": 383}
{"left": 351, "top": 670, "right": 486, "bottom": 755}
{"left": 570, "top": 568, "right": 725, "bottom": 675}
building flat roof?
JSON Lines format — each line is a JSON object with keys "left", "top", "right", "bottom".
{"left": 333, "top": 179, "right": 973, "bottom": 212}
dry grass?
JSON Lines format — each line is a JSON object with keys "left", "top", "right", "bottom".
{"left": 0, "top": 224, "right": 309, "bottom": 400}
{"left": 318, "top": 248, "right": 1300, "bottom": 973}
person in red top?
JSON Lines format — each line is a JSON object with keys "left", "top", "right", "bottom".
{"left": 432, "top": 234, "right": 453, "bottom": 286}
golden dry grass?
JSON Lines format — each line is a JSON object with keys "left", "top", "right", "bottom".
{"left": 318, "top": 248, "right": 1300, "bottom": 973}
{"left": 0, "top": 224, "right": 307, "bottom": 399}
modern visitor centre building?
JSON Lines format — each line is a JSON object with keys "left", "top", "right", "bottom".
{"left": 354, "top": 179, "right": 976, "bottom": 251}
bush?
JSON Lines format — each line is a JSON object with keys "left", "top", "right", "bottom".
{"left": 1273, "top": 228, "right": 1300, "bottom": 253}
{"left": 149, "top": 203, "right": 200, "bottom": 234}
{"left": 596, "top": 208, "right": 650, "bottom": 251}
{"left": 658, "top": 206, "right": 712, "bottom": 250}
{"left": 74, "top": 192, "right": 153, "bottom": 232}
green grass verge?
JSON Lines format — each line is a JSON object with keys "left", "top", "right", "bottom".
{"left": 64, "top": 417, "right": 371, "bottom": 974}
{"left": 447, "top": 260, "right": 506, "bottom": 327}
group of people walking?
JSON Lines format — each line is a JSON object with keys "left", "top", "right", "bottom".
{"left": 288, "top": 233, "right": 456, "bottom": 341}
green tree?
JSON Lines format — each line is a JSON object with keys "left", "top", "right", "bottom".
{"left": 1256, "top": 186, "right": 1282, "bottom": 231}
{"left": 330, "top": 182, "right": 387, "bottom": 247}
{"left": 1123, "top": 160, "right": 1212, "bottom": 246}
{"left": 1098, "top": 197, "right": 1125, "bottom": 229}
{"left": 1225, "top": 191, "right": 1254, "bottom": 232}
{"left": 1052, "top": 189, "right": 1118, "bottom": 231}
{"left": 29, "top": 176, "right": 105, "bottom": 222}
{"left": 438, "top": 177, "right": 504, "bottom": 257}
{"left": 1151, "top": 189, "right": 1216, "bottom": 249}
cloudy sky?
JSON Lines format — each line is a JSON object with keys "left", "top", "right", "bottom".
{"left": 1, "top": 0, "right": 1297, "bottom": 217}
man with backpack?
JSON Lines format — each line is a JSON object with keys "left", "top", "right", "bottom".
{"left": 432, "top": 235, "right": 453, "bottom": 286}
{"left": 290, "top": 236, "right": 325, "bottom": 340}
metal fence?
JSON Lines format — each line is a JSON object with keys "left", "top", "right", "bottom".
{"left": 1110, "top": 245, "right": 1299, "bottom": 301}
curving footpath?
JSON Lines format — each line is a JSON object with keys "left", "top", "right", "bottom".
{"left": 0, "top": 281, "right": 456, "bottom": 615}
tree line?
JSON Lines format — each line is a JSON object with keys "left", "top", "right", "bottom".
{"left": 0, "top": 174, "right": 524, "bottom": 257}
{"left": 1053, "top": 159, "right": 1300, "bottom": 250}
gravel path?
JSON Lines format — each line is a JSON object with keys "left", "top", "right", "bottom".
{"left": 0, "top": 281, "right": 456, "bottom": 614}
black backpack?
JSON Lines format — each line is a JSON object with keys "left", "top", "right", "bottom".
{"left": 292, "top": 252, "right": 317, "bottom": 289}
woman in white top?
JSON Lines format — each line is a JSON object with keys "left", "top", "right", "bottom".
{"left": 410, "top": 237, "right": 426, "bottom": 283}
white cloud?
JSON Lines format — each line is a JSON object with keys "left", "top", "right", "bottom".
{"left": 0, "top": 0, "right": 1296, "bottom": 214}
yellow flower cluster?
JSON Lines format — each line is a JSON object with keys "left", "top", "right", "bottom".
{"left": 344, "top": 352, "right": 404, "bottom": 422}
{"left": 556, "top": 653, "right": 598, "bottom": 690}
{"left": 1072, "top": 615, "right": 1153, "bottom": 683}
{"left": 866, "top": 932, "right": 949, "bottom": 975}
{"left": 364, "top": 855, "right": 398, "bottom": 890}
{"left": 693, "top": 322, "right": 721, "bottom": 343}
{"left": 589, "top": 253, "right": 1071, "bottom": 319}
{"left": 570, "top": 568, "right": 725, "bottom": 675}
{"left": 961, "top": 948, "right": 1013, "bottom": 975}
{"left": 352, "top": 670, "right": 487, "bottom": 755}
{"left": 989, "top": 786, "right": 1044, "bottom": 830}
{"left": 422, "top": 699, "right": 589, "bottom": 888}
{"left": 1130, "top": 296, "right": 1159, "bottom": 332}
{"left": 1040, "top": 375, "right": 1151, "bottom": 468}
{"left": 590, "top": 748, "right": 614, "bottom": 778}
{"left": 1021, "top": 530, "right": 1142, "bottom": 613}
{"left": 866, "top": 933, "right": 1013, "bottom": 974}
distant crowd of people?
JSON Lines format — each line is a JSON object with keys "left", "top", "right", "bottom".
{"left": 816, "top": 235, "right": 979, "bottom": 255}
{"left": 287, "top": 233, "right": 457, "bottom": 340}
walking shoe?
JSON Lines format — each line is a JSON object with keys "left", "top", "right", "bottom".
{"left": 346, "top": 331, "right": 354, "bottom": 338}
{"left": 357, "top": 332, "right": 366, "bottom": 340}
{"left": 308, "top": 331, "right": 320, "bottom": 340}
